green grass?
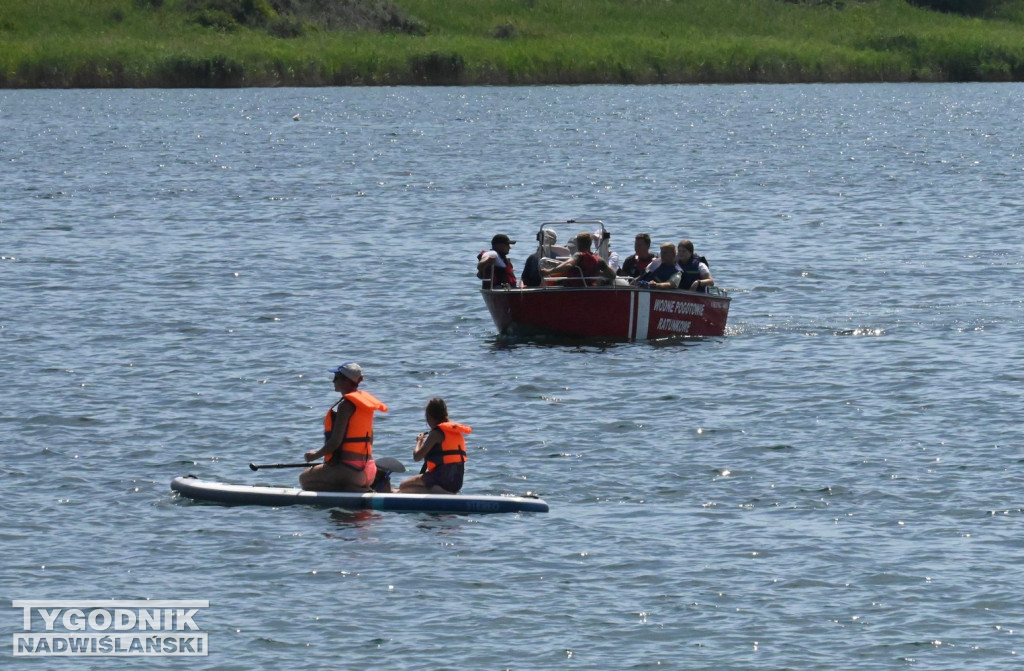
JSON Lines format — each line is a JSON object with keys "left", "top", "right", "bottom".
{"left": 2, "top": 0, "right": 1024, "bottom": 86}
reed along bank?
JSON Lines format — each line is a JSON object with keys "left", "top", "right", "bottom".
{"left": 3, "top": 0, "right": 1024, "bottom": 87}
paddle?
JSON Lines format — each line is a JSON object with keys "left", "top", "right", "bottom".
{"left": 249, "top": 457, "right": 407, "bottom": 473}
{"left": 376, "top": 457, "right": 407, "bottom": 473}
{"left": 249, "top": 461, "right": 313, "bottom": 471}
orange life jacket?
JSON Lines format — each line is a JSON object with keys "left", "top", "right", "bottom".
{"left": 425, "top": 421, "right": 471, "bottom": 471}
{"left": 324, "top": 390, "right": 388, "bottom": 468}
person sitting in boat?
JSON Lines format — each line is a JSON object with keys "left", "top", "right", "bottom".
{"left": 618, "top": 232, "right": 658, "bottom": 278}
{"left": 539, "top": 231, "right": 617, "bottom": 287}
{"left": 477, "top": 233, "right": 517, "bottom": 289}
{"left": 398, "top": 397, "right": 470, "bottom": 495}
{"left": 521, "top": 228, "right": 562, "bottom": 287}
{"left": 300, "top": 363, "right": 388, "bottom": 492}
{"left": 635, "top": 242, "right": 682, "bottom": 289}
{"left": 594, "top": 228, "right": 620, "bottom": 273}
{"left": 676, "top": 239, "right": 714, "bottom": 293}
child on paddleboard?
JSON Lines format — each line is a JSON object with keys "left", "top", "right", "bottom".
{"left": 398, "top": 397, "right": 470, "bottom": 495}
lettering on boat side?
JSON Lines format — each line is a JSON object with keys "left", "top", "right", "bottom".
{"left": 656, "top": 318, "right": 691, "bottom": 334}
{"left": 652, "top": 298, "right": 705, "bottom": 317}
{"left": 11, "top": 600, "right": 209, "bottom": 657}
{"left": 466, "top": 500, "right": 502, "bottom": 512}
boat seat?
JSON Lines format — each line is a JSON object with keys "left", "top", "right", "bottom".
{"left": 543, "top": 266, "right": 590, "bottom": 287}
{"left": 539, "top": 257, "right": 561, "bottom": 271}
{"left": 549, "top": 245, "right": 571, "bottom": 259}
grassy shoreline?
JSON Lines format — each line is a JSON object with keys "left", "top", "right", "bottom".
{"left": 2, "top": 0, "right": 1024, "bottom": 87}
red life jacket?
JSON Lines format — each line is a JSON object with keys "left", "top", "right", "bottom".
{"left": 493, "top": 255, "right": 516, "bottom": 288}
{"left": 635, "top": 255, "right": 654, "bottom": 275}
{"left": 564, "top": 251, "right": 601, "bottom": 287}
{"left": 324, "top": 390, "right": 388, "bottom": 468}
{"left": 478, "top": 251, "right": 516, "bottom": 289}
{"left": 425, "top": 421, "right": 471, "bottom": 471}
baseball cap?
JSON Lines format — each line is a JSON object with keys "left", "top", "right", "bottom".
{"left": 491, "top": 233, "right": 516, "bottom": 247}
{"left": 328, "top": 362, "right": 363, "bottom": 382}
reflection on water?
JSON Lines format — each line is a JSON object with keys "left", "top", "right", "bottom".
{"left": 487, "top": 333, "right": 622, "bottom": 351}
{"left": 325, "top": 508, "right": 383, "bottom": 534}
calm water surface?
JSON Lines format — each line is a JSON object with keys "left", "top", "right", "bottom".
{"left": 2, "top": 84, "right": 1023, "bottom": 669}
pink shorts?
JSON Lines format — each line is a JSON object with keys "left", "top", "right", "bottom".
{"left": 339, "top": 458, "right": 376, "bottom": 487}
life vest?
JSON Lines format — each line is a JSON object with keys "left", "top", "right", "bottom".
{"left": 634, "top": 255, "right": 654, "bottom": 275}
{"left": 563, "top": 251, "right": 600, "bottom": 287}
{"left": 324, "top": 390, "right": 388, "bottom": 468}
{"left": 425, "top": 421, "right": 471, "bottom": 471}
{"left": 678, "top": 256, "right": 707, "bottom": 292}
{"left": 619, "top": 253, "right": 655, "bottom": 278}
{"left": 478, "top": 251, "right": 516, "bottom": 289}
{"left": 641, "top": 261, "right": 680, "bottom": 285}
{"left": 494, "top": 254, "right": 516, "bottom": 288}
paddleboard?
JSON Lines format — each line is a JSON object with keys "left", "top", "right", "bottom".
{"left": 170, "top": 476, "right": 549, "bottom": 514}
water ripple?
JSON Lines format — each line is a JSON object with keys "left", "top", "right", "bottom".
{"left": 2, "top": 84, "right": 1023, "bottom": 670}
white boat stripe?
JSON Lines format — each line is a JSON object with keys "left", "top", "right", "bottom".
{"left": 628, "top": 290, "right": 636, "bottom": 338}
{"left": 636, "top": 291, "right": 650, "bottom": 339}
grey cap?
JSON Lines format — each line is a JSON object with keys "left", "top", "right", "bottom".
{"left": 328, "top": 362, "right": 363, "bottom": 382}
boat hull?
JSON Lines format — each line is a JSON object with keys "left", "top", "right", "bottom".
{"left": 171, "top": 476, "right": 548, "bottom": 514}
{"left": 482, "top": 285, "right": 730, "bottom": 339}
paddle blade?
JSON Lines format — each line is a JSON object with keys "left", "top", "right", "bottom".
{"left": 376, "top": 456, "right": 406, "bottom": 473}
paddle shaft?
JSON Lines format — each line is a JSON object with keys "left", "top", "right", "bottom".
{"left": 249, "top": 462, "right": 317, "bottom": 471}
{"left": 250, "top": 457, "right": 406, "bottom": 473}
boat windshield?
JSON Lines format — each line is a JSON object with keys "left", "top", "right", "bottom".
{"left": 533, "top": 219, "right": 610, "bottom": 261}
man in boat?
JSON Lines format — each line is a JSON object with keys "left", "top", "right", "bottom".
{"left": 300, "top": 363, "right": 388, "bottom": 492}
{"left": 618, "top": 232, "right": 657, "bottom": 278}
{"left": 521, "top": 228, "right": 561, "bottom": 287}
{"left": 477, "top": 233, "right": 517, "bottom": 289}
{"left": 636, "top": 242, "right": 682, "bottom": 289}
{"left": 676, "top": 239, "right": 714, "bottom": 292}
{"left": 539, "top": 231, "right": 617, "bottom": 287}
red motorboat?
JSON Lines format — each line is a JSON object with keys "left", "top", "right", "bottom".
{"left": 480, "top": 221, "right": 730, "bottom": 339}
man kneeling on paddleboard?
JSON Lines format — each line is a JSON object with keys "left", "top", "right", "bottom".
{"left": 300, "top": 363, "right": 388, "bottom": 492}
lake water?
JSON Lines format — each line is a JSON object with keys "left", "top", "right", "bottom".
{"left": 1, "top": 83, "right": 1022, "bottom": 669}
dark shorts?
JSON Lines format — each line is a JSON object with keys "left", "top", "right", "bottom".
{"left": 422, "top": 463, "right": 464, "bottom": 494}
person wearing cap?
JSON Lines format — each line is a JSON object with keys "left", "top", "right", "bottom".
{"left": 476, "top": 233, "right": 517, "bottom": 289}
{"left": 618, "top": 232, "right": 657, "bottom": 278}
{"left": 539, "top": 231, "right": 616, "bottom": 287}
{"left": 300, "top": 363, "right": 388, "bottom": 492}
{"left": 521, "top": 228, "right": 562, "bottom": 287}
